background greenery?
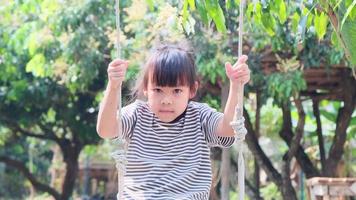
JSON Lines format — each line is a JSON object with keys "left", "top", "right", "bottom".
{"left": 0, "top": 0, "right": 355, "bottom": 199}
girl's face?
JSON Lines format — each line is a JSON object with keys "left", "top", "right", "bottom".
{"left": 144, "top": 78, "right": 196, "bottom": 123}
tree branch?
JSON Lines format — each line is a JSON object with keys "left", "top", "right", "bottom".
{"left": 312, "top": 99, "right": 326, "bottom": 175}
{"left": 0, "top": 156, "right": 61, "bottom": 200}
{"left": 38, "top": 122, "right": 61, "bottom": 143}
{"left": 244, "top": 108, "right": 283, "bottom": 188}
{"left": 0, "top": 116, "right": 59, "bottom": 142}
{"left": 287, "top": 97, "right": 305, "bottom": 160}
{"left": 280, "top": 105, "right": 320, "bottom": 178}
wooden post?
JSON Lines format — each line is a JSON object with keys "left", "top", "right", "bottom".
{"left": 307, "top": 177, "right": 356, "bottom": 200}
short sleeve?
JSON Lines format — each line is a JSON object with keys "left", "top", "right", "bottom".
{"left": 118, "top": 101, "right": 139, "bottom": 140}
{"left": 199, "top": 103, "right": 235, "bottom": 148}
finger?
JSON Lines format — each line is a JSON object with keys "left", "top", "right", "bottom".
{"left": 235, "top": 63, "right": 249, "bottom": 70}
{"left": 230, "top": 68, "right": 250, "bottom": 76}
{"left": 225, "top": 62, "right": 233, "bottom": 73}
{"left": 233, "top": 55, "right": 248, "bottom": 68}
{"left": 109, "top": 72, "right": 125, "bottom": 77}
{"left": 110, "top": 77, "right": 124, "bottom": 81}
{"left": 109, "top": 59, "right": 129, "bottom": 67}
{"left": 240, "top": 74, "right": 250, "bottom": 81}
{"left": 108, "top": 67, "right": 126, "bottom": 73}
{"left": 231, "top": 72, "right": 250, "bottom": 79}
{"left": 230, "top": 69, "right": 250, "bottom": 77}
{"left": 111, "top": 58, "right": 129, "bottom": 65}
{"left": 233, "top": 62, "right": 248, "bottom": 70}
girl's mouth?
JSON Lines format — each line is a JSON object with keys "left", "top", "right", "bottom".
{"left": 159, "top": 110, "right": 174, "bottom": 113}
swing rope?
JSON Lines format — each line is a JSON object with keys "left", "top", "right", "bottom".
{"left": 229, "top": 0, "right": 247, "bottom": 200}
{"left": 110, "top": 0, "right": 128, "bottom": 199}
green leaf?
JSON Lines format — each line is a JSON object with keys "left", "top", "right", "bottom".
{"left": 261, "top": 13, "right": 276, "bottom": 36}
{"left": 46, "top": 108, "right": 56, "bottom": 123}
{"left": 254, "top": 2, "right": 262, "bottom": 25}
{"left": 188, "top": 0, "right": 196, "bottom": 10}
{"left": 302, "top": 7, "right": 313, "bottom": 28}
{"left": 28, "top": 33, "right": 38, "bottom": 56}
{"left": 341, "top": 19, "right": 356, "bottom": 65}
{"left": 341, "top": 0, "right": 356, "bottom": 28}
{"left": 183, "top": 0, "right": 189, "bottom": 25}
{"left": 246, "top": 2, "right": 254, "bottom": 20}
{"left": 195, "top": 0, "right": 209, "bottom": 25}
{"left": 205, "top": 0, "right": 227, "bottom": 33}
{"left": 146, "top": 0, "right": 154, "bottom": 11}
{"left": 314, "top": 12, "right": 328, "bottom": 39}
{"left": 331, "top": 30, "right": 340, "bottom": 48}
{"left": 320, "top": 110, "right": 336, "bottom": 122}
{"left": 226, "top": 0, "right": 231, "bottom": 10}
{"left": 26, "top": 54, "right": 46, "bottom": 77}
{"left": 278, "top": 0, "right": 287, "bottom": 24}
{"left": 350, "top": 3, "right": 356, "bottom": 19}
{"left": 292, "top": 12, "right": 300, "bottom": 32}
{"left": 333, "top": 0, "right": 343, "bottom": 10}
{"left": 350, "top": 116, "right": 356, "bottom": 126}
{"left": 7, "top": 80, "right": 27, "bottom": 102}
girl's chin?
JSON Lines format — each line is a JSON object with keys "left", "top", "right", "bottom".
{"left": 156, "top": 113, "right": 177, "bottom": 122}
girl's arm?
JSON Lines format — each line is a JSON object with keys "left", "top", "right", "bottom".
{"left": 96, "top": 59, "right": 128, "bottom": 138}
{"left": 96, "top": 83, "right": 120, "bottom": 138}
{"left": 216, "top": 55, "right": 250, "bottom": 137}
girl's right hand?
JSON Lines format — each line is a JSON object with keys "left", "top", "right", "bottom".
{"left": 107, "top": 59, "right": 129, "bottom": 89}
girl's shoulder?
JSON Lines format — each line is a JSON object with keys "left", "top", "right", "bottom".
{"left": 123, "top": 99, "right": 149, "bottom": 112}
{"left": 188, "top": 101, "right": 213, "bottom": 111}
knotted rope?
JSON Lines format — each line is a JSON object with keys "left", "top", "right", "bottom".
{"left": 229, "top": 1, "right": 247, "bottom": 200}
{"left": 111, "top": 0, "right": 128, "bottom": 199}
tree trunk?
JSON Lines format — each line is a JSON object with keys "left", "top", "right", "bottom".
{"left": 325, "top": 78, "right": 356, "bottom": 177}
{"left": 281, "top": 156, "right": 298, "bottom": 200}
{"left": 280, "top": 97, "right": 305, "bottom": 200}
{"left": 60, "top": 140, "right": 83, "bottom": 200}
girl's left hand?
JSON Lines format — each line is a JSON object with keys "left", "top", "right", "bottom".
{"left": 225, "top": 55, "right": 250, "bottom": 86}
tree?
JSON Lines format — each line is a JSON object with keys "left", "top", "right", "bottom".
{"left": 177, "top": 0, "right": 356, "bottom": 199}
{"left": 0, "top": 0, "right": 116, "bottom": 199}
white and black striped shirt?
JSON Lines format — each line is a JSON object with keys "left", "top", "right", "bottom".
{"left": 120, "top": 100, "right": 235, "bottom": 200}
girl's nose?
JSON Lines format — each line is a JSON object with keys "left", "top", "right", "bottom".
{"left": 161, "top": 96, "right": 172, "bottom": 105}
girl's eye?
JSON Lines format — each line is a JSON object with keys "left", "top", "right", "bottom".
{"left": 173, "top": 89, "right": 182, "bottom": 94}
{"left": 153, "top": 88, "right": 162, "bottom": 93}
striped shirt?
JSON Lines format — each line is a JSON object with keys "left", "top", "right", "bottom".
{"left": 120, "top": 100, "right": 235, "bottom": 200}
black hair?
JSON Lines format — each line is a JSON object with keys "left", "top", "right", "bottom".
{"left": 133, "top": 42, "right": 198, "bottom": 98}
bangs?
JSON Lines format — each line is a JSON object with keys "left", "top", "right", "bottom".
{"left": 146, "top": 47, "right": 196, "bottom": 88}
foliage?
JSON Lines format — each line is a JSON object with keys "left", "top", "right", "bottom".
{"left": 0, "top": 164, "right": 28, "bottom": 199}
{"left": 267, "top": 71, "right": 306, "bottom": 106}
{"left": 185, "top": 0, "right": 356, "bottom": 67}
{"left": 260, "top": 182, "right": 282, "bottom": 200}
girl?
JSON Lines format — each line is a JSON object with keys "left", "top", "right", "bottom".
{"left": 97, "top": 42, "right": 250, "bottom": 199}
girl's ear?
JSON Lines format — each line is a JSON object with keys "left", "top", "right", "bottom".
{"left": 189, "top": 81, "right": 199, "bottom": 99}
{"left": 143, "top": 90, "right": 148, "bottom": 97}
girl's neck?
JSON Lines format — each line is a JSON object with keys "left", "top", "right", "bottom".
{"left": 169, "top": 109, "right": 187, "bottom": 123}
